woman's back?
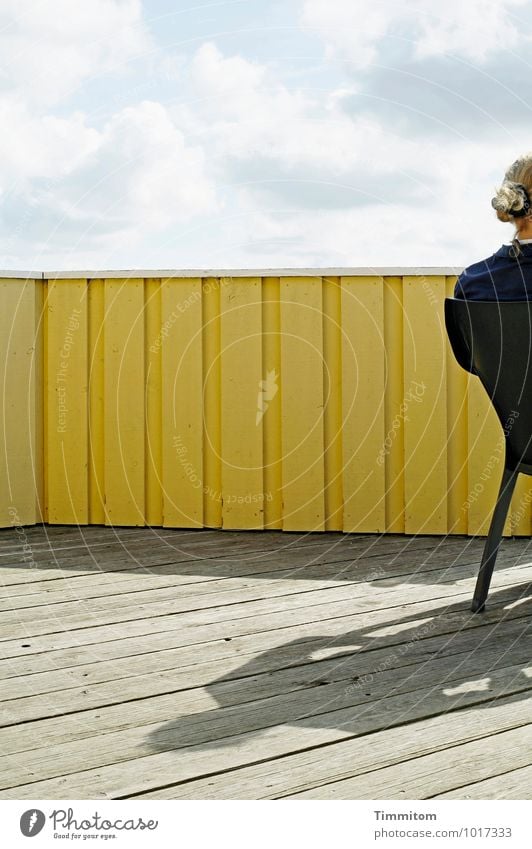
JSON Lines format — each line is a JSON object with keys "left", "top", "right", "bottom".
{"left": 454, "top": 241, "right": 532, "bottom": 300}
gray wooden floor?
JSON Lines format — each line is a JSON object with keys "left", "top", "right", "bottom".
{"left": 0, "top": 525, "right": 531, "bottom": 800}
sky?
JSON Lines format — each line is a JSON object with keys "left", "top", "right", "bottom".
{"left": 1, "top": 0, "right": 532, "bottom": 271}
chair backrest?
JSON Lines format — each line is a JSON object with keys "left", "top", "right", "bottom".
{"left": 445, "top": 297, "right": 532, "bottom": 471}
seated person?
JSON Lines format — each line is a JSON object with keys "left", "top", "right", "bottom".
{"left": 454, "top": 153, "right": 532, "bottom": 300}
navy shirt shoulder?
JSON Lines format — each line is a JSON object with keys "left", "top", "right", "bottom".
{"left": 454, "top": 243, "right": 532, "bottom": 300}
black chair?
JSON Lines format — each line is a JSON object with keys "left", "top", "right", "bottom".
{"left": 445, "top": 297, "right": 532, "bottom": 612}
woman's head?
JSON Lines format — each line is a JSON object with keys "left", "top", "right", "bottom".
{"left": 492, "top": 155, "right": 532, "bottom": 223}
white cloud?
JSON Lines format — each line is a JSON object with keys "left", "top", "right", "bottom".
{"left": 173, "top": 40, "right": 525, "bottom": 267}
{"left": 0, "top": 0, "right": 153, "bottom": 106}
{"left": 183, "top": 40, "right": 513, "bottom": 213}
{"left": 184, "top": 42, "right": 424, "bottom": 177}
{"left": 0, "top": 2, "right": 528, "bottom": 270}
{"left": 0, "top": 99, "right": 220, "bottom": 267}
{"left": 0, "top": 96, "right": 100, "bottom": 185}
{"left": 300, "top": 0, "right": 530, "bottom": 68}
{"left": 63, "top": 100, "right": 219, "bottom": 230}
{"left": 189, "top": 41, "right": 268, "bottom": 111}
{"left": 0, "top": 3, "right": 220, "bottom": 266}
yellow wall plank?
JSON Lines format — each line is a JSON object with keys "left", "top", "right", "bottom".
{"left": 0, "top": 279, "right": 41, "bottom": 527}
{"left": 88, "top": 279, "right": 105, "bottom": 524}
{"left": 383, "top": 277, "right": 405, "bottom": 533}
{"left": 403, "top": 275, "right": 447, "bottom": 534}
{"left": 34, "top": 279, "right": 45, "bottom": 524}
{"left": 323, "top": 276, "right": 343, "bottom": 531}
{"left": 262, "top": 277, "right": 283, "bottom": 530}
{"left": 43, "top": 280, "right": 49, "bottom": 523}
{"left": 202, "top": 278, "right": 222, "bottom": 528}
{"left": 341, "top": 276, "right": 385, "bottom": 532}
{"left": 510, "top": 473, "right": 532, "bottom": 536}
{"left": 145, "top": 278, "right": 163, "bottom": 526}
{"left": 103, "top": 278, "right": 145, "bottom": 526}
{"left": 46, "top": 279, "right": 88, "bottom": 524}
{"left": 280, "top": 276, "right": 325, "bottom": 531}
{"left": 220, "top": 277, "right": 264, "bottom": 529}
{"left": 467, "top": 374, "right": 512, "bottom": 537}
{"left": 161, "top": 278, "right": 203, "bottom": 528}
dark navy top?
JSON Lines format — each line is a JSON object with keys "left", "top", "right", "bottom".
{"left": 454, "top": 242, "right": 532, "bottom": 300}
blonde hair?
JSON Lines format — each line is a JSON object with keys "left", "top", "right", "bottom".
{"left": 492, "top": 154, "right": 532, "bottom": 221}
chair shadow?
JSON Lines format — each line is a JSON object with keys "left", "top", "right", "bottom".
{"left": 145, "top": 580, "right": 532, "bottom": 757}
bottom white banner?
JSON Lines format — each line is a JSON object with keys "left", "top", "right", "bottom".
{"left": 0, "top": 799, "right": 530, "bottom": 848}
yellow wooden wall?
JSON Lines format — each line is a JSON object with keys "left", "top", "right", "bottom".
{"left": 1, "top": 273, "right": 530, "bottom": 535}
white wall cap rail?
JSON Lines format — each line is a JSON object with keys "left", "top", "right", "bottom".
{"left": 0, "top": 270, "right": 43, "bottom": 278}
{"left": 0, "top": 267, "right": 464, "bottom": 279}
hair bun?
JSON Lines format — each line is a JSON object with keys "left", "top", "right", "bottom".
{"left": 491, "top": 181, "right": 529, "bottom": 214}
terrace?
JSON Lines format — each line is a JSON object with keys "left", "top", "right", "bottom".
{"left": 1, "top": 268, "right": 531, "bottom": 800}
{"left": 0, "top": 524, "right": 531, "bottom": 800}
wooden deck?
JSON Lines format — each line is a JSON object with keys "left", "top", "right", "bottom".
{"left": 0, "top": 525, "right": 531, "bottom": 800}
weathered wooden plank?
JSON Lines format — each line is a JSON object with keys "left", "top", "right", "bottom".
{"left": 3, "top": 656, "right": 531, "bottom": 796}
{"left": 0, "top": 525, "right": 313, "bottom": 556}
{"left": 436, "top": 763, "right": 532, "bottom": 799}
{"left": 0, "top": 535, "right": 490, "bottom": 610}
{"left": 293, "top": 724, "right": 532, "bottom": 799}
{"left": 139, "top": 693, "right": 532, "bottom": 800}
{"left": 0, "top": 543, "right": 365, "bottom": 597}
{"left": 1, "top": 614, "right": 528, "bottom": 722}
{"left": 2, "top": 608, "right": 530, "bottom": 763}
{"left": 0, "top": 555, "right": 528, "bottom": 659}
{"left": 0, "top": 553, "right": 525, "bottom": 641}
{"left": 1, "top": 553, "right": 528, "bottom": 636}
{"left": 3, "top": 589, "right": 527, "bottom": 692}
{"left": 0, "top": 555, "right": 519, "bottom": 643}
{"left": 0, "top": 529, "right": 437, "bottom": 590}
{"left": 5, "top": 544, "right": 521, "bottom": 683}
{"left": 1, "top": 662, "right": 529, "bottom": 799}
{"left": 0, "top": 557, "right": 526, "bottom": 691}
{"left": 0, "top": 524, "right": 198, "bottom": 546}
{"left": 0, "top": 530, "right": 517, "bottom": 599}
{"left": 0, "top": 545, "right": 336, "bottom": 595}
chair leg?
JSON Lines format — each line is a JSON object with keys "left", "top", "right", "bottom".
{"left": 471, "top": 465, "right": 518, "bottom": 613}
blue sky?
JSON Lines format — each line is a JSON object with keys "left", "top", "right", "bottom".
{"left": 1, "top": 0, "right": 532, "bottom": 271}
